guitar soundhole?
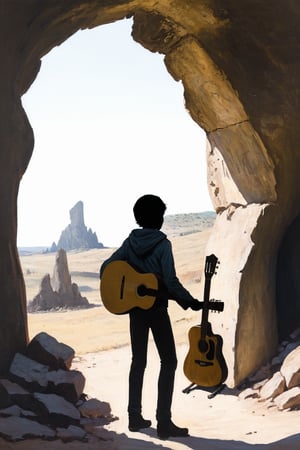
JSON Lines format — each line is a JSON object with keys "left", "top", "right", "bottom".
{"left": 198, "top": 339, "right": 215, "bottom": 361}
{"left": 198, "top": 339, "right": 208, "bottom": 353}
{"left": 120, "top": 276, "right": 125, "bottom": 299}
{"left": 206, "top": 339, "right": 215, "bottom": 361}
{"left": 137, "top": 284, "right": 147, "bottom": 297}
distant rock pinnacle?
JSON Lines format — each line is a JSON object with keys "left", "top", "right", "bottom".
{"left": 51, "top": 201, "right": 103, "bottom": 252}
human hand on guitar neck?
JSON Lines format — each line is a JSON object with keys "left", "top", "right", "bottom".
{"left": 190, "top": 299, "right": 202, "bottom": 310}
{"left": 190, "top": 299, "right": 224, "bottom": 312}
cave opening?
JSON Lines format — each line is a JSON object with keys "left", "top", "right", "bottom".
{"left": 18, "top": 18, "right": 212, "bottom": 299}
{"left": 276, "top": 214, "right": 300, "bottom": 341}
{"left": 19, "top": 18, "right": 212, "bottom": 252}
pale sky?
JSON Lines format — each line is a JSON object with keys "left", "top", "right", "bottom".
{"left": 18, "top": 18, "right": 212, "bottom": 248}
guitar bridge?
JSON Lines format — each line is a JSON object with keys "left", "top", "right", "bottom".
{"left": 194, "top": 359, "right": 213, "bottom": 367}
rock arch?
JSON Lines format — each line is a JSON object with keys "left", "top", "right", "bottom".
{"left": 1, "top": 1, "right": 300, "bottom": 386}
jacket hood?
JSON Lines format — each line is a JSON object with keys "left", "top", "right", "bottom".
{"left": 128, "top": 228, "right": 166, "bottom": 257}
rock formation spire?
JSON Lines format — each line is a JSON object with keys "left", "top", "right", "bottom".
{"left": 51, "top": 201, "right": 103, "bottom": 252}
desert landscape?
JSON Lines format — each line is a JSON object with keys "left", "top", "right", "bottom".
{"left": 4, "top": 216, "right": 299, "bottom": 449}
{"left": 23, "top": 217, "right": 211, "bottom": 353}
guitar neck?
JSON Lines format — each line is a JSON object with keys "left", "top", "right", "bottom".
{"left": 200, "top": 278, "right": 212, "bottom": 339}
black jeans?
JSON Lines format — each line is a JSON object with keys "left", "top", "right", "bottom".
{"left": 128, "top": 305, "right": 177, "bottom": 422}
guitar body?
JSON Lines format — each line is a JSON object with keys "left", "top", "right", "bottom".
{"left": 184, "top": 322, "right": 228, "bottom": 387}
{"left": 100, "top": 260, "right": 158, "bottom": 314}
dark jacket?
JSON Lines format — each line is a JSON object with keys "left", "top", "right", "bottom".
{"left": 100, "top": 228, "right": 196, "bottom": 309}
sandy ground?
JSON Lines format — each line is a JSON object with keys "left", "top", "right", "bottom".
{"left": 75, "top": 343, "right": 300, "bottom": 450}
{"left": 5, "top": 229, "right": 299, "bottom": 449}
{"left": 2, "top": 342, "right": 300, "bottom": 450}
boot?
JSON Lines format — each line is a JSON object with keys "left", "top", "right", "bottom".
{"left": 128, "top": 414, "right": 152, "bottom": 432}
{"left": 157, "top": 420, "right": 189, "bottom": 440}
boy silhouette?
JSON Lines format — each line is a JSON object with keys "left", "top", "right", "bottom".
{"left": 100, "top": 194, "right": 201, "bottom": 439}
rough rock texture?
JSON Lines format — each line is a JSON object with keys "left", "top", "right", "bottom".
{"left": 1, "top": 1, "right": 300, "bottom": 387}
{"left": 239, "top": 328, "right": 300, "bottom": 411}
{"left": 52, "top": 201, "right": 103, "bottom": 252}
{"left": 28, "top": 249, "right": 90, "bottom": 312}
{"left": 9, "top": 352, "right": 85, "bottom": 405}
{"left": 0, "top": 332, "right": 115, "bottom": 442}
{"left": 26, "top": 332, "right": 75, "bottom": 370}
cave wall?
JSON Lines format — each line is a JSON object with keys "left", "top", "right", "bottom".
{"left": 1, "top": 0, "right": 300, "bottom": 386}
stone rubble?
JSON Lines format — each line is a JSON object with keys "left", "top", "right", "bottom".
{"left": 0, "top": 332, "right": 116, "bottom": 442}
{"left": 238, "top": 327, "right": 300, "bottom": 410}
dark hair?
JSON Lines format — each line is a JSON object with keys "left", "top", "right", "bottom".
{"left": 133, "top": 194, "right": 166, "bottom": 229}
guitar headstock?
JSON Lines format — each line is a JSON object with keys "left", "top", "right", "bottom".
{"left": 209, "top": 299, "right": 224, "bottom": 313}
{"left": 204, "top": 254, "right": 219, "bottom": 280}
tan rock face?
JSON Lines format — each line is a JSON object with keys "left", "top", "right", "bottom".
{"left": 281, "top": 347, "right": 300, "bottom": 389}
{"left": 2, "top": 1, "right": 300, "bottom": 386}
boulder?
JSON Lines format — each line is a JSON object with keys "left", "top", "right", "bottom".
{"left": 259, "top": 371, "right": 286, "bottom": 401}
{"left": 280, "top": 346, "right": 300, "bottom": 389}
{"left": 25, "top": 332, "right": 75, "bottom": 370}
{"left": 33, "top": 393, "right": 80, "bottom": 427}
{"left": 0, "top": 379, "right": 32, "bottom": 411}
{"left": 78, "top": 398, "right": 112, "bottom": 419}
{"left": 274, "top": 387, "right": 300, "bottom": 411}
{"left": 0, "top": 416, "right": 56, "bottom": 442}
{"left": 46, "top": 370, "right": 85, "bottom": 404}
{"left": 9, "top": 353, "right": 85, "bottom": 403}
